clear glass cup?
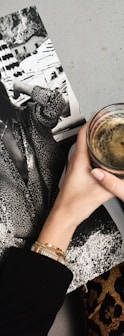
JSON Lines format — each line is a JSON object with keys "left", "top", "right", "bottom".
{"left": 86, "top": 103, "right": 124, "bottom": 178}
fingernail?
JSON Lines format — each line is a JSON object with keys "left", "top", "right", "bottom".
{"left": 91, "top": 168, "right": 105, "bottom": 181}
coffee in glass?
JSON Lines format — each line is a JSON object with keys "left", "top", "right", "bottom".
{"left": 87, "top": 103, "right": 124, "bottom": 178}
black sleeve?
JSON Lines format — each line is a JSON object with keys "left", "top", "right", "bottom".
{"left": 0, "top": 247, "right": 73, "bottom": 336}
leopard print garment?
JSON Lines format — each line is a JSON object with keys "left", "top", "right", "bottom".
{"left": 81, "top": 263, "right": 124, "bottom": 335}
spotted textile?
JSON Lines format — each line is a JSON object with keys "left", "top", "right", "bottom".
{"left": 66, "top": 204, "right": 124, "bottom": 293}
{"left": 81, "top": 263, "right": 124, "bottom": 335}
{"left": 0, "top": 85, "right": 66, "bottom": 258}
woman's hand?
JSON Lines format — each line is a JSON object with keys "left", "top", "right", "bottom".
{"left": 13, "top": 78, "right": 33, "bottom": 98}
{"left": 91, "top": 168, "right": 124, "bottom": 202}
{"left": 12, "top": 78, "right": 21, "bottom": 99}
{"left": 52, "top": 124, "right": 113, "bottom": 228}
{"left": 38, "top": 124, "right": 113, "bottom": 251}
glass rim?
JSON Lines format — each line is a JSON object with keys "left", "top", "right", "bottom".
{"left": 86, "top": 103, "right": 124, "bottom": 175}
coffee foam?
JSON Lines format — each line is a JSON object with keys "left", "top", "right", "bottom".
{"left": 91, "top": 117, "right": 124, "bottom": 169}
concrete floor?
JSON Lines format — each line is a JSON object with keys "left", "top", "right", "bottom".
{"left": 0, "top": 1, "right": 124, "bottom": 335}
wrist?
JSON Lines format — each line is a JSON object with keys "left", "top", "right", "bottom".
{"left": 31, "top": 241, "right": 66, "bottom": 265}
{"left": 38, "top": 206, "right": 77, "bottom": 252}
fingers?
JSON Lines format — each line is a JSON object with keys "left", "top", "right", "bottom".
{"left": 91, "top": 168, "right": 124, "bottom": 201}
{"left": 75, "top": 123, "right": 91, "bottom": 164}
{"left": 76, "top": 124, "right": 87, "bottom": 153}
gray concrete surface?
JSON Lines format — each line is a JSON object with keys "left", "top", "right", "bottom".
{"left": 0, "top": 1, "right": 124, "bottom": 335}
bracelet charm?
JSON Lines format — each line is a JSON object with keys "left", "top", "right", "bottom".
{"left": 31, "top": 241, "right": 66, "bottom": 265}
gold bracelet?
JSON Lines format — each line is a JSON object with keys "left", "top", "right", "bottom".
{"left": 31, "top": 244, "right": 66, "bottom": 265}
{"left": 34, "top": 241, "right": 66, "bottom": 259}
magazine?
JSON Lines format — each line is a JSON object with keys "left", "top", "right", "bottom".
{"left": 0, "top": 6, "right": 123, "bottom": 294}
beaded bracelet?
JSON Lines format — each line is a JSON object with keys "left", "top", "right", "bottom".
{"left": 34, "top": 241, "right": 66, "bottom": 258}
{"left": 31, "top": 243, "right": 66, "bottom": 265}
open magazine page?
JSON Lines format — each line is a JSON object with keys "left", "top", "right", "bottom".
{"left": 0, "top": 6, "right": 124, "bottom": 294}
{"left": 0, "top": 6, "right": 84, "bottom": 142}
{"left": 0, "top": 5, "right": 85, "bottom": 253}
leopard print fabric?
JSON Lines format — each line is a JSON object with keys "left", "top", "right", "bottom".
{"left": 81, "top": 263, "right": 124, "bottom": 335}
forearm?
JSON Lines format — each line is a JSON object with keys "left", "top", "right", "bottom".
{"left": 38, "top": 206, "right": 77, "bottom": 253}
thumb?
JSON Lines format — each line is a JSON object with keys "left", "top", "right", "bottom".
{"left": 91, "top": 168, "right": 124, "bottom": 202}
